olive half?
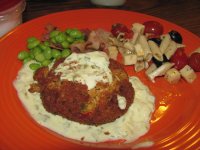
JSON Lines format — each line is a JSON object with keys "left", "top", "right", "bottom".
{"left": 169, "top": 30, "right": 183, "bottom": 44}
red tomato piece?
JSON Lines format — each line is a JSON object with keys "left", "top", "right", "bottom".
{"left": 111, "top": 23, "right": 133, "bottom": 39}
{"left": 143, "top": 21, "right": 164, "bottom": 37}
{"left": 188, "top": 52, "right": 200, "bottom": 72}
{"left": 170, "top": 48, "right": 188, "bottom": 70}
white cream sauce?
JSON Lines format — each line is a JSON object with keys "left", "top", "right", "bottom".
{"left": 54, "top": 51, "right": 112, "bottom": 90}
{"left": 13, "top": 51, "right": 155, "bottom": 144}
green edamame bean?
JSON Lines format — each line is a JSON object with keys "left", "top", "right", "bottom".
{"left": 28, "top": 40, "right": 40, "bottom": 49}
{"left": 66, "top": 36, "right": 74, "bottom": 43}
{"left": 31, "top": 47, "right": 42, "bottom": 56}
{"left": 29, "top": 63, "right": 41, "bottom": 70}
{"left": 77, "top": 35, "right": 85, "bottom": 40}
{"left": 23, "top": 57, "right": 32, "bottom": 64}
{"left": 39, "top": 43, "right": 49, "bottom": 51}
{"left": 42, "top": 60, "right": 51, "bottom": 66}
{"left": 43, "top": 41, "right": 50, "bottom": 47}
{"left": 29, "top": 53, "right": 34, "bottom": 59}
{"left": 51, "top": 37, "right": 57, "bottom": 43}
{"left": 43, "top": 47, "right": 52, "bottom": 60}
{"left": 50, "top": 30, "right": 60, "bottom": 38}
{"left": 27, "top": 37, "right": 37, "bottom": 43}
{"left": 55, "top": 33, "right": 66, "bottom": 43}
{"left": 69, "top": 29, "right": 83, "bottom": 39}
{"left": 61, "top": 41, "right": 69, "bottom": 48}
{"left": 61, "top": 49, "right": 71, "bottom": 58}
{"left": 52, "top": 49, "right": 61, "bottom": 59}
{"left": 18, "top": 51, "right": 29, "bottom": 60}
{"left": 65, "top": 29, "right": 72, "bottom": 35}
{"left": 35, "top": 53, "right": 45, "bottom": 62}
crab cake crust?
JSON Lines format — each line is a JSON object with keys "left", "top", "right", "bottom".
{"left": 29, "top": 58, "right": 134, "bottom": 125}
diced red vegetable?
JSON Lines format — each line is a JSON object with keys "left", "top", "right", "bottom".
{"left": 170, "top": 48, "right": 188, "bottom": 70}
{"left": 111, "top": 23, "right": 133, "bottom": 39}
{"left": 188, "top": 52, "right": 200, "bottom": 72}
{"left": 143, "top": 21, "right": 164, "bottom": 37}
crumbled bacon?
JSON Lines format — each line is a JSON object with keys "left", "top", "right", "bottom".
{"left": 70, "top": 29, "right": 111, "bottom": 53}
{"left": 86, "top": 30, "right": 101, "bottom": 50}
{"left": 42, "top": 24, "right": 57, "bottom": 41}
{"left": 45, "top": 24, "right": 57, "bottom": 32}
{"left": 70, "top": 42, "right": 86, "bottom": 53}
{"left": 80, "top": 28, "right": 91, "bottom": 40}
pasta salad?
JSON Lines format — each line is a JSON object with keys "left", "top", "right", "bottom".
{"left": 108, "top": 21, "right": 200, "bottom": 84}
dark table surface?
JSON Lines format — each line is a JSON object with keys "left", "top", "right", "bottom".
{"left": 23, "top": 0, "right": 200, "bottom": 37}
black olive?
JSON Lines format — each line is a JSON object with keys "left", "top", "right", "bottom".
{"left": 152, "top": 57, "right": 162, "bottom": 67}
{"left": 148, "top": 38, "right": 162, "bottom": 46}
{"left": 163, "top": 54, "right": 169, "bottom": 62}
{"left": 152, "top": 54, "right": 169, "bottom": 67}
{"left": 169, "top": 30, "right": 183, "bottom": 44}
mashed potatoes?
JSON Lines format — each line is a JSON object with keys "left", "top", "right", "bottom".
{"left": 13, "top": 51, "right": 155, "bottom": 143}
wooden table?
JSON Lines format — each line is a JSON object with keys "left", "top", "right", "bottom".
{"left": 23, "top": 0, "right": 200, "bottom": 36}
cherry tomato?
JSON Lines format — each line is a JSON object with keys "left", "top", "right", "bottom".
{"left": 124, "top": 30, "right": 133, "bottom": 39}
{"left": 188, "top": 52, "right": 200, "bottom": 72}
{"left": 111, "top": 23, "right": 133, "bottom": 39}
{"left": 170, "top": 48, "right": 188, "bottom": 70}
{"left": 143, "top": 21, "right": 164, "bottom": 37}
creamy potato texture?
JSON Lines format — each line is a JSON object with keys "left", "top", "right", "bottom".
{"left": 13, "top": 51, "right": 155, "bottom": 143}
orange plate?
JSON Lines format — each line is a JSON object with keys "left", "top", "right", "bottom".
{"left": 0, "top": 9, "right": 199, "bottom": 150}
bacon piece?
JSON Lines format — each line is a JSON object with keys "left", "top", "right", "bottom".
{"left": 70, "top": 42, "right": 86, "bottom": 53}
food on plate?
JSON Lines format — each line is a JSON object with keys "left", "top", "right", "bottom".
{"left": 147, "top": 62, "right": 174, "bottom": 83}
{"left": 170, "top": 48, "right": 188, "bottom": 70}
{"left": 17, "top": 21, "right": 199, "bottom": 85}
{"left": 29, "top": 51, "right": 134, "bottom": 125}
{"left": 188, "top": 52, "right": 200, "bottom": 72}
{"left": 14, "top": 23, "right": 157, "bottom": 143}
{"left": 107, "top": 21, "right": 199, "bottom": 84}
{"left": 14, "top": 50, "right": 155, "bottom": 143}
{"left": 148, "top": 37, "right": 162, "bottom": 46}
{"left": 14, "top": 20, "right": 199, "bottom": 143}
{"left": 180, "top": 65, "right": 197, "bottom": 83}
{"left": 164, "top": 68, "right": 181, "bottom": 84}
{"left": 148, "top": 40, "right": 163, "bottom": 61}
{"left": 17, "top": 25, "right": 85, "bottom": 70}
{"left": 168, "top": 30, "right": 183, "bottom": 44}
{"left": 111, "top": 23, "right": 133, "bottom": 39}
{"left": 151, "top": 54, "right": 169, "bottom": 67}
{"left": 143, "top": 21, "right": 164, "bottom": 37}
